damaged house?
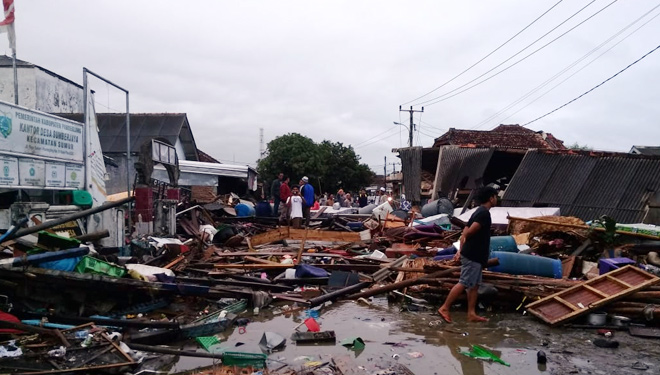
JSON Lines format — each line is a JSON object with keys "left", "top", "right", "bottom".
{"left": 395, "top": 124, "right": 566, "bottom": 205}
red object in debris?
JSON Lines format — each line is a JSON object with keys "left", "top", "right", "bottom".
{"left": 0, "top": 311, "right": 23, "bottom": 334}
{"left": 166, "top": 188, "right": 180, "bottom": 200}
{"left": 597, "top": 329, "right": 613, "bottom": 336}
{"left": 304, "top": 318, "right": 320, "bottom": 332}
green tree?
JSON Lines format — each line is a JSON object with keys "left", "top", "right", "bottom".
{"left": 257, "top": 133, "right": 374, "bottom": 195}
{"left": 568, "top": 142, "right": 592, "bottom": 151}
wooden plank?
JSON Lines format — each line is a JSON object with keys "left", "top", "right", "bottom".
{"left": 583, "top": 284, "right": 610, "bottom": 298}
{"left": 508, "top": 216, "right": 660, "bottom": 240}
{"left": 606, "top": 275, "right": 633, "bottom": 288}
{"left": 250, "top": 227, "right": 361, "bottom": 246}
{"left": 554, "top": 296, "right": 579, "bottom": 311}
{"left": 527, "top": 265, "right": 659, "bottom": 325}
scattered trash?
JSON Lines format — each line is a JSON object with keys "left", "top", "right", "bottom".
{"left": 460, "top": 345, "right": 510, "bottom": 367}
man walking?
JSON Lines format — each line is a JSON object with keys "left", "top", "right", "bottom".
{"left": 300, "top": 176, "right": 315, "bottom": 227}
{"left": 271, "top": 172, "right": 283, "bottom": 217}
{"left": 437, "top": 186, "right": 497, "bottom": 323}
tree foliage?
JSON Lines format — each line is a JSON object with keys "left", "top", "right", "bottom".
{"left": 568, "top": 142, "right": 593, "bottom": 151}
{"left": 257, "top": 133, "right": 374, "bottom": 194}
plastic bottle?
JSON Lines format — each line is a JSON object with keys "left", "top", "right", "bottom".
{"left": 74, "top": 330, "right": 89, "bottom": 339}
{"left": 81, "top": 334, "right": 93, "bottom": 347}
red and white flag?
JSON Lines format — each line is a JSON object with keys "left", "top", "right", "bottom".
{"left": 0, "top": 0, "right": 15, "bottom": 51}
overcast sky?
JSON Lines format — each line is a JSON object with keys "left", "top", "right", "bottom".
{"left": 9, "top": 0, "right": 660, "bottom": 172}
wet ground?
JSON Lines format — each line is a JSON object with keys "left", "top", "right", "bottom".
{"left": 165, "top": 298, "right": 660, "bottom": 375}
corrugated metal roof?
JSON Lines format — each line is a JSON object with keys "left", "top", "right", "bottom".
{"left": 56, "top": 113, "right": 199, "bottom": 161}
{"left": 399, "top": 147, "right": 423, "bottom": 202}
{"left": 435, "top": 146, "right": 494, "bottom": 196}
{"left": 502, "top": 150, "right": 660, "bottom": 223}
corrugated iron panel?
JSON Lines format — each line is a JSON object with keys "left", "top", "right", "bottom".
{"left": 399, "top": 147, "right": 423, "bottom": 202}
{"left": 538, "top": 154, "right": 595, "bottom": 205}
{"left": 502, "top": 151, "right": 557, "bottom": 203}
{"left": 435, "top": 147, "right": 494, "bottom": 196}
{"left": 503, "top": 151, "right": 660, "bottom": 223}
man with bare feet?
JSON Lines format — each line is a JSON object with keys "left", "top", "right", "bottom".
{"left": 438, "top": 186, "right": 497, "bottom": 323}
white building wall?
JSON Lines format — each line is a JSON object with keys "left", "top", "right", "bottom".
{"left": 174, "top": 137, "right": 187, "bottom": 160}
{"left": 34, "top": 69, "right": 83, "bottom": 113}
{"left": 0, "top": 66, "right": 83, "bottom": 113}
{"left": 0, "top": 67, "right": 37, "bottom": 108}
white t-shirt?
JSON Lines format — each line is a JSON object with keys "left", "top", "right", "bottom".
{"left": 288, "top": 195, "right": 304, "bottom": 218}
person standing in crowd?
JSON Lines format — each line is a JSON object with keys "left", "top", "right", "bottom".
{"left": 374, "top": 187, "right": 386, "bottom": 205}
{"left": 286, "top": 185, "right": 306, "bottom": 229}
{"left": 336, "top": 189, "right": 345, "bottom": 207}
{"left": 437, "top": 186, "right": 497, "bottom": 324}
{"left": 358, "top": 189, "right": 368, "bottom": 208}
{"left": 270, "top": 172, "right": 283, "bottom": 217}
{"left": 343, "top": 193, "right": 353, "bottom": 207}
{"left": 326, "top": 194, "right": 335, "bottom": 207}
{"left": 279, "top": 176, "right": 291, "bottom": 221}
{"left": 319, "top": 193, "right": 327, "bottom": 206}
{"left": 300, "top": 176, "right": 315, "bottom": 227}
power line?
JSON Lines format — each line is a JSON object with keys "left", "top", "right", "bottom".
{"left": 401, "top": 0, "right": 564, "bottom": 106}
{"left": 471, "top": 3, "right": 660, "bottom": 130}
{"left": 500, "top": 11, "right": 660, "bottom": 125}
{"left": 523, "top": 42, "right": 660, "bottom": 127}
{"left": 354, "top": 129, "right": 401, "bottom": 149}
{"left": 353, "top": 125, "right": 398, "bottom": 147}
{"left": 417, "top": 0, "right": 618, "bottom": 107}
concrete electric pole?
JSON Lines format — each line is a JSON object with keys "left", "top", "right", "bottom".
{"left": 399, "top": 106, "right": 424, "bottom": 147}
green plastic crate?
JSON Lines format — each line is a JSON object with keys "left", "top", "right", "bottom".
{"left": 221, "top": 352, "right": 267, "bottom": 368}
{"left": 195, "top": 336, "right": 220, "bottom": 352}
{"left": 74, "top": 256, "right": 126, "bottom": 278}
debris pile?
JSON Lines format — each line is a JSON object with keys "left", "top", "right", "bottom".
{"left": 2, "top": 196, "right": 660, "bottom": 374}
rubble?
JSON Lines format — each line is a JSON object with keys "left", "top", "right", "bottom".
{"left": 2, "top": 192, "right": 660, "bottom": 374}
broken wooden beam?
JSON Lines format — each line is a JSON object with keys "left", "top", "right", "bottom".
{"left": 250, "top": 227, "right": 362, "bottom": 246}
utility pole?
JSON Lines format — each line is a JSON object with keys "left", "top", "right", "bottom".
{"left": 399, "top": 106, "right": 424, "bottom": 147}
{"left": 259, "top": 128, "right": 264, "bottom": 160}
{"left": 384, "top": 156, "right": 387, "bottom": 183}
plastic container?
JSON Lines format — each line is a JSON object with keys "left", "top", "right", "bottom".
{"left": 235, "top": 203, "right": 255, "bottom": 217}
{"left": 489, "top": 251, "right": 562, "bottom": 279}
{"left": 75, "top": 256, "right": 127, "bottom": 278}
{"left": 255, "top": 201, "right": 272, "bottom": 217}
{"left": 489, "top": 236, "right": 518, "bottom": 253}
{"left": 421, "top": 198, "right": 454, "bottom": 218}
{"left": 72, "top": 190, "right": 93, "bottom": 207}
{"left": 221, "top": 351, "right": 267, "bottom": 368}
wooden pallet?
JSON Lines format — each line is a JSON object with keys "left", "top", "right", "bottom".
{"left": 526, "top": 265, "right": 659, "bottom": 325}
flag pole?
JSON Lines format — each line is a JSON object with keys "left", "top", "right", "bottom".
{"left": 11, "top": 45, "right": 16, "bottom": 105}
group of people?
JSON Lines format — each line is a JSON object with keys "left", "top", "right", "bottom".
{"left": 269, "top": 173, "right": 394, "bottom": 228}
{"left": 270, "top": 173, "right": 316, "bottom": 228}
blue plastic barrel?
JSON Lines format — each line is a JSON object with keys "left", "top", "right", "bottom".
{"left": 235, "top": 203, "right": 255, "bottom": 217}
{"left": 489, "top": 236, "right": 518, "bottom": 253}
{"left": 255, "top": 201, "right": 272, "bottom": 217}
{"left": 489, "top": 251, "right": 562, "bottom": 279}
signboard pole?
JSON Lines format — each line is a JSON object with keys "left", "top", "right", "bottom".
{"left": 126, "top": 92, "right": 131, "bottom": 232}
{"left": 82, "top": 68, "right": 131, "bottom": 233}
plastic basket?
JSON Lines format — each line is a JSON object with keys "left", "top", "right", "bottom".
{"left": 221, "top": 351, "right": 267, "bottom": 368}
{"left": 195, "top": 336, "right": 220, "bottom": 352}
{"left": 74, "top": 256, "right": 126, "bottom": 278}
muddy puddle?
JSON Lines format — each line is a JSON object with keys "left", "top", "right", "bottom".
{"left": 168, "top": 298, "right": 552, "bottom": 374}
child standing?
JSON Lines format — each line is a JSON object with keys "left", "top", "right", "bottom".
{"left": 286, "top": 185, "right": 307, "bottom": 229}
